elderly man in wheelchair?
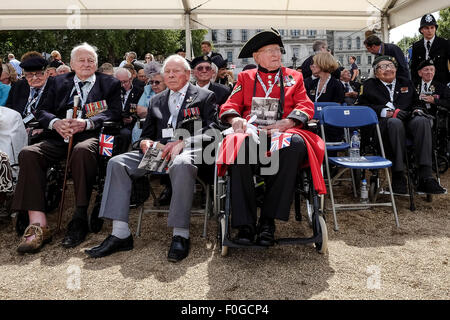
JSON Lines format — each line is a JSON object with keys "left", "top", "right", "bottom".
{"left": 357, "top": 55, "right": 446, "bottom": 196}
{"left": 11, "top": 43, "right": 122, "bottom": 254}
{"left": 217, "top": 28, "right": 326, "bottom": 247}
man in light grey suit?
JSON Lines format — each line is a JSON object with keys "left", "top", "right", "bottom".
{"left": 85, "top": 55, "right": 217, "bottom": 262}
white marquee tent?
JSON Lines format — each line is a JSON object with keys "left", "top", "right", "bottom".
{"left": 0, "top": 0, "right": 448, "bottom": 56}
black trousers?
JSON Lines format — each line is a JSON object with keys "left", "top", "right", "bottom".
{"left": 230, "top": 135, "right": 307, "bottom": 228}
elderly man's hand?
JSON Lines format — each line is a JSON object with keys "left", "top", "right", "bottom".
{"left": 261, "top": 118, "right": 297, "bottom": 135}
{"left": 53, "top": 119, "right": 72, "bottom": 140}
{"left": 67, "top": 118, "right": 87, "bottom": 136}
{"left": 161, "top": 140, "right": 184, "bottom": 161}
{"left": 140, "top": 139, "right": 153, "bottom": 154}
{"left": 230, "top": 117, "right": 247, "bottom": 133}
{"left": 122, "top": 116, "right": 133, "bottom": 124}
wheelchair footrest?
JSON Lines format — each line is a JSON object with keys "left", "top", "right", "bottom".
{"left": 277, "top": 235, "right": 321, "bottom": 246}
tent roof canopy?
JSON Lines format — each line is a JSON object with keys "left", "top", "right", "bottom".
{"left": 0, "top": 0, "right": 447, "bottom": 31}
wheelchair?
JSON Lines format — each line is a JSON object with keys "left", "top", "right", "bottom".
{"left": 213, "top": 147, "right": 328, "bottom": 257}
{"left": 13, "top": 120, "right": 130, "bottom": 236}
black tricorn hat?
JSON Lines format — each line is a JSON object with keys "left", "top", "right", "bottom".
{"left": 211, "top": 55, "right": 228, "bottom": 69}
{"left": 419, "top": 14, "right": 438, "bottom": 33}
{"left": 238, "top": 28, "right": 284, "bottom": 59}
{"left": 19, "top": 57, "right": 48, "bottom": 72}
{"left": 190, "top": 55, "right": 212, "bottom": 69}
{"left": 417, "top": 59, "right": 435, "bottom": 70}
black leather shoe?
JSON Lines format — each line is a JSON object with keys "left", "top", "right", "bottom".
{"left": 392, "top": 175, "right": 408, "bottom": 195}
{"left": 61, "top": 218, "right": 89, "bottom": 248}
{"left": 158, "top": 186, "right": 172, "bottom": 206}
{"left": 233, "top": 225, "right": 255, "bottom": 245}
{"left": 256, "top": 218, "right": 275, "bottom": 246}
{"left": 167, "top": 236, "right": 190, "bottom": 262}
{"left": 417, "top": 177, "right": 447, "bottom": 194}
{"left": 85, "top": 234, "right": 133, "bottom": 258}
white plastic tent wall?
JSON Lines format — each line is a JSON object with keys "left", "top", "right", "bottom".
{"left": 0, "top": 0, "right": 448, "bottom": 58}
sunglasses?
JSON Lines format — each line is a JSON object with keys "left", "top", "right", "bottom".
{"left": 195, "top": 66, "right": 212, "bottom": 72}
{"left": 149, "top": 80, "right": 162, "bottom": 85}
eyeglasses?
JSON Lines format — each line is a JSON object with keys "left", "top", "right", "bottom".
{"left": 145, "top": 57, "right": 152, "bottom": 60}
{"left": 24, "top": 71, "right": 46, "bottom": 80}
{"left": 149, "top": 80, "right": 161, "bottom": 85}
{"left": 120, "top": 79, "right": 131, "bottom": 85}
{"left": 376, "top": 63, "right": 396, "bottom": 70}
{"left": 195, "top": 66, "right": 212, "bottom": 72}
{"left": 258, "top": 47, "right": 285, "bottom": 55}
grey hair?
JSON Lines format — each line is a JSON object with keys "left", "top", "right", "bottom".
{"left": 313, "top": 40, "right": 327, "bottom": 53}
{"left": 70, "top": 43, "right": 98, "bottom": 65}
{"left": 114, "top": 67, "right": 132, "bottom": 78}
{"left": 56, "top": 65, "right": 71, "bottom": 73}
{"left": 144, "top": 61, "right": 162, "bottom": 78}
{"left": 161, "top": 55, "right": 191, "bottom": 74}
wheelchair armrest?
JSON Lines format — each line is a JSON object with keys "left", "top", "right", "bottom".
{"left": 26, "top": 121, "right": 41, "bottom": 129}
{"left": 102, "top": 121, "right": 122, "bottom": 129}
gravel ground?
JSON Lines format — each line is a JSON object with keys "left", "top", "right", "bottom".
{"left": 0, "top": 172, "right": 449, "bottom": 300}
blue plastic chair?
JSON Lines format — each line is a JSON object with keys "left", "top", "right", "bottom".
{"left": 320, "top": 105, "right": 399, "bottom": 231}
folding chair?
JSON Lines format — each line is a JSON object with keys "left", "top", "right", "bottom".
{"left": 320, "top": 105, "right": 399, "bottom": 231}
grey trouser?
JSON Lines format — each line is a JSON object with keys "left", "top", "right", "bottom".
{"left": 99, "top": 149, "right": 197, "bottom": 229}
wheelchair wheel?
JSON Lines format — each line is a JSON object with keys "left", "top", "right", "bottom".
{"left": 433, "top": 155, "right": 449, "bottom": 174}
{"left": 218, "top": 214, "right": 228, "bottom": 257}
{"left": 89, "top": 201, "right": 104, "bottom": 233}
{"left": 313, "top": 214, "right": 328, "bottom": 254}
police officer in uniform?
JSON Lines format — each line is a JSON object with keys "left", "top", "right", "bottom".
{"left": 219, "top": 28, "right": 325, "bottom": 246}
{"left": 411, "top": 14, "right": 449, "bottom": 86}
{"left": 357, "top": 55, "right": 446, "bottom": 195}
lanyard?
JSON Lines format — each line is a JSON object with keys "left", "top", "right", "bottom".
{"left": 24, "top": 83, "right": 46, "bottom": 116}
{"left": 256, "top": 71, "right": 280, "bottom": 98}
{"left": 73, "top": 79, "right": 95, "bottom": 107}
{"left": 385, "top": 79, "right": 396, "bottom": 102}
{"left": 167, "top": 91, "right": 186, "bottom": 128}
{"left": 315, "top": 75, "right": 331, "bottom": 102}
{"left": 253, "top": 69, "right": 285, "bottom": 120}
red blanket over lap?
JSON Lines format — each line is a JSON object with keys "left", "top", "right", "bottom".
{"left": 216, "top": 129, "right": 326, "bottom": 195}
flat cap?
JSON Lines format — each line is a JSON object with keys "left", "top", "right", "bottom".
{"left": 19, "top": 57, "right": 48, "bottom": 72}
{"left": 372, "top": 55, "right": 398, "bottom": 68}
{"left": 190, "top": 55, "right": 211, "bottom": 69}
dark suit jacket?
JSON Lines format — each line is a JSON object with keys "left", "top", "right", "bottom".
{"left": 36, "top": 71, "right": 122, "bottom": 142}
{"left": 341, "top": 80, "right": 361, "bottom": 105}
{"left": 301, "top": 55, "right": 314, "bottom": 80}
{"left": 207, "top": 82, "right": 231, "bottom": 107}
{"left": 6, "top": 77, "right": 54, "bottom": 118}
{"left": 140, "top": 83, "right": 217, "bottom": 145}
{"left": 411, "top": 36, "right": 450, "bottom": 85}
{"left": 122, "top": 85, "right": 144, "bottom": 129}
{"left": 414, "top": 79, "right": 450, "bottom": 112}
{"left": 357, "top": 76, "right": 417, "bottom": 117}
{"left": 378, "top": 42, "right": 410, "bottom": 80}
{"left": 305, "top": 76, "right": 345, "bottom": 104}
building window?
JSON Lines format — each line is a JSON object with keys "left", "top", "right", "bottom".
{"left": 347, "top": 38, "right": 352, "bottom": 50}
{"left": 356, "top": 56, "right": 361, "bottom": 64}
{"left": 306, "top": 30, "right": 316, "bottom": 37}
{"left": 242, "top": 58, "right": 248, "bottom": 65}
{"left": 356, "top": 36, "right": 361, "bottom": 49}
{"left": 211, "top": 30, "right": 217, "bottom": 42}
{"left": 241, "top": 29, "right": 247, "bottom": 42}
{"left": 291, "top": 29, "right": 300, "bottom": 37}
{"left": 279, "top": 29, "right": 285, "bottom": 36}
{"left": 338, "top": 55, "right": 344, "bottom": 65}
{"left": 367, "top": 55, "right": 372, "bottom": 64}
{"left": 338, "top": 37, "right": 343, "bottom": 50}
{"left": 227, "top": 51, "right": 233, "bottom": 64}
{"left": 226, "top": 29, "right": 233, "bottom": 42}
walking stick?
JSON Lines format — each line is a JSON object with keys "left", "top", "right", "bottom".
{"left": 56, "top": 95, "right": 80, "bottom": 233}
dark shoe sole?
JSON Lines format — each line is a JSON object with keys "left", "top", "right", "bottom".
{"left": 85, "top": 245, "right": 133, "bottom": 258}
{"left": 167, "top": 254, "right": 188, "bottom": 263}
{"left": 61, "top": 237, "right": 87, "bottom": 249}
{"left": 256, "top": 237, "right": 275, "bottom": 247}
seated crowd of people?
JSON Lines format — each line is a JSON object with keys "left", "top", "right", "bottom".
{"left": 0, "top": 13, "right": 448, "bottom": 263}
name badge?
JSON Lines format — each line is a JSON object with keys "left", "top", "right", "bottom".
{"left": 23, "top": 113, "right": 35, "bottom": 124}
{"left": 162, "top": 128, "right": 174, "bottom": 139}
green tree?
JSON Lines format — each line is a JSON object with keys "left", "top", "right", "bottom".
{"left": 396, "top": 34, "right": 421, "bottom": 52}
{"left": 437, "top": 8, "right": 450, "bottom": 39}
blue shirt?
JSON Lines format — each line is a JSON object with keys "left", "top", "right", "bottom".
{"left": 132, "top": 84, "right": 156, "bottom": 143}
{"left": 0, "top": 83, "right": 11, "bottom": 106}
{"left": 8, "top": 59, "right": 22, "bottom": 77}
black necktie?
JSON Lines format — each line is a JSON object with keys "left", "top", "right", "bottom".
{"left": 386, "top": 84, "right": 392, "bottom": 90}
{"left": 344, "top": 82, "right": 350, "bottom": 93}
{"left": 426, "top": 40, "right": 431, "bottom": 52}
{"left": 423, "top": 83, "right": 428, "bottom": 92}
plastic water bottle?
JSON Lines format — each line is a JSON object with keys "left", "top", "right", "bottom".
{"left": 349, "top": 130, "right": 360, "bottom": 161}
{"left": 360, "top": 179, "right": 369, "bottom": 203}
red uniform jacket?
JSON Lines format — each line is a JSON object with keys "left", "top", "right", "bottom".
{"left": 218, "top": 67, "right": 326, "bottom": 194}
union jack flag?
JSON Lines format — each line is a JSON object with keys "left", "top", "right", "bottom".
{"left": 99, "top": 134, "right": 114, "bottom": 157}
{"left": 270, "top": 132, "right": 292, "bottom": 152}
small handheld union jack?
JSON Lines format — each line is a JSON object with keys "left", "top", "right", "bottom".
{"left": 270, "top": 132, "right": 292, "bottom": 152}
{"left": 99, "top": 134, "right": 114, "bottom": 157}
